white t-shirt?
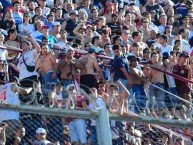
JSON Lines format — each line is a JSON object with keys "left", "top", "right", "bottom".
{"left": 18, "top": 24, "right": 35, "bottom": 34}
{"left": 88, "top": 97, "right": 106, "bottom": 126}
{"left": 0, "top": 83, "right": 20, "bottom": 122}
{"left": 30, "top": 30, "right": 43, "bottom": 39}
{"left": 160, "top": 45, "right": 173, "bottom": 54}
{"left": 181, "top": 40, "right": 191, "bottom": 54}
{"left": 43, "top": 7, "right": 51, "bottom": 16}
{"left": 17, "top": 49, "right": 38, "bottom": 80}
{"left": 0, "top": 46, "right": 7, "bottom": 60}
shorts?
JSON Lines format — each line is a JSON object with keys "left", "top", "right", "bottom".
{"left": 80, "top": 74, "right": 98, "bottom": 93}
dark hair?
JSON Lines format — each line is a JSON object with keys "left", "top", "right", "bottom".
{"left": 160, "top": 34, "right": 168, "bottom": 43}
{"left": 132, "top": 42, "right": 139, "bottom": 47}
{"left": 113, "top": 35, "right": 121, "bottom": 44}
{"left": 150, "top": 52, "right": 158, "bottom": 58}
{"left": 178, "top": 28, "right": 185, "bottom": 35}
{"left": 111, "top": 13, "right": 118, "bottom": 18}
{"left": 12, "top": 1, "right": 20, "bottom": 7}
{"left": 42, "top": 36, "right": 48, "bottom": 41}
{"left": 91, "top": 36, "right": 100, "bottom": 44}
{"left": 7, "top": 29, "right": 17, "bottom": 38}
{"left": 98, "top": 80, "right": 105, "bottom": 86}
{"left": 112, "top": 44, "right": 120, "bottom": 50}
{"left": 174, "top": 39, "right": 181, "bottom": 45}
{"left": 35, "top": 6, "right": 41, "bottom": 12}
{"left": 101, "top": 29, "right": 108, "bottom": 35}
{"left": 132, "top": 31, "right": 140, "bottom": 39}
{"left": 104, "top": 43, "right": 111, "bottom": 49}
{"left": 72, "top": 43, "right": 79, "bottom": 48}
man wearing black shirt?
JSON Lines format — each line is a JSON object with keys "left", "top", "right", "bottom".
{"left": 0, "top": 9, "right": 16, "bottom": 31}
{"left": 107, "top": 13, "right": 121, "bottom": 35}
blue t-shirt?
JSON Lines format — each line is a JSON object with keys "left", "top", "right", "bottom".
{"left": 36, "top": 35, "right": 58, "bottom": 48}
{"left": 113, "top": 55, "right": 129, "bottom": 81}
{"left": 2, "top": 0, "right": 11, "bottom": 13}
{"left": 13, "top": 12, "right": 23, "bottom": 25}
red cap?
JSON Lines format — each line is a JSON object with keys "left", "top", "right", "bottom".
{"left": 42, "top": 25, "right": 50, "bottom": 29}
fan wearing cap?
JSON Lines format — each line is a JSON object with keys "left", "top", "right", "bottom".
{"left": 9, "top": 35, "right": 41, "bottom": 82}
{"left": 173, "top": 52, "right": 191, "bottom": 119}
{"left": 0, "top": 77, "right": 32, "bottom": 144}
{"left": 32, "top": 128, "right": 52, "bottom": 144}
{"left": 58, "top": 47, "right": 84, "bottom": 88}
{"left": 36, "top": 24, "right": 58, "bottom": 49}
{"left": 51, "top": 21, "right": 61, "bottom": 39}
{"left": 36, "top": 44, "right": 57, "bottom": 86}
{"left": 129, "top": 56, "right": 147, "bottom": 113}
{"left": 61, "top": 10, "right": 78, "bottom": 41}
{"left": 79, "top": 47, "right": 106, "bottom": 92}
{"left": 44, "top": 13, "right": 55, "bottom": 31}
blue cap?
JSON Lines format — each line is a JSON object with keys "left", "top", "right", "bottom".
{"left": 88, "top": 47, "right": 96, "bottom": 53}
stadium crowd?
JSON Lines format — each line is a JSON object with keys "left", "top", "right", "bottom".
{"left": 0, "top": 0, "right": 193, "bottom": 144}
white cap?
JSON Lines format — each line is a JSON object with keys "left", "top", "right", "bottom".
{"left": 36, "top": 128, "right": 46, "bottom": 134}
{"left": 66, "top": 84, "right": 75, "bottom": 90}
{"left": 53, "top": 21, "right": 61, "bottom": 26}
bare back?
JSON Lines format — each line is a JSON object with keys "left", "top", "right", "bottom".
{"left": 79, "top": 55, "right": 96, "bottom": 75}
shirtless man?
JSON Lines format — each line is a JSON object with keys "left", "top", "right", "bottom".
{"left": 107, "top": 80, "right": 130, "bottom": 114}
{"left": 129, "top": 56, "right": 147, "bottom": 113}
{"left": 79, "top": 47, "right": 105, "bottom": 93}
{"left": 122, "top": 12, "right": 137, "bottom": 35}
{"left": 36, "top": 44, "right": 57, "bottom": 85}
{"left": 58, "top": 47, "right": 83, "bottom": 87}
{"left": 145, "top": 52, "right": 166, "bottom": 116}
{"left": 4, "top": 29, "right": 20, "bottom": 61}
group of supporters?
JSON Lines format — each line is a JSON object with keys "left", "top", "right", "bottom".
{"left": 0, "top": 0, "right": 193, "bottom": 144}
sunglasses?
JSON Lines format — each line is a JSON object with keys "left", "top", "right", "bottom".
{"left": 39, "top": 133, "right": 46, "bottom": 135}
{"left": 25, "top": 15, "right": 30, "bottom": 17}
